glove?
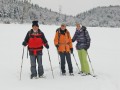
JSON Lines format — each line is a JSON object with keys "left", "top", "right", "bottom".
{"left": 84, "top": 44, "right": 90, "bottom": 51}
{"left": 55, "top": 44, "right": 59, "bottom": 49}
{"left": 72, "top": 39, "right": 75, "bottom": 42}
{"left": 45, "top": 44, "right": 49, "bottom": 49}
{"left": 70, "top": 48, "right": 73, "bottom": 54}
{"left": 22, "top": 41, "right": 27, "bottom": 46}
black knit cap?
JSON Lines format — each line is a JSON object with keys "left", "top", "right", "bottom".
{"left": 32, "top": 21, "right": 39, "bottom": 27}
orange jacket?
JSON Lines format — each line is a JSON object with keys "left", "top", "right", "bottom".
{"left": 54, "top": 29, "right": 73, "bottom": 52}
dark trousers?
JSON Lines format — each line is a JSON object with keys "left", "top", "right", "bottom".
{"left": 30, "top": 55, "right": 44, "bottom": 77}
{"left": 59, "top": 52, "right": 73, "bottom": 73}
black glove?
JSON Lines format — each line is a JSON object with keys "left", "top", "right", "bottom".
{"left": 22, "top": 41, "right": 27, "bottom": 46}
{"left": 70, "top": 48, "right": 73, "bottom": 54}
{"left": 45, "top": 44, "right": 49, "bottom": 49}
{"left": 55, "top": 44, "right": 59, "bottom": 49}
{"left": 72, "top": 39, "right": 75, "bottom": 42}
{"left": 84, "top": 44, "right": 90, "bottom": 51}
{"left": 72, "top": 39, "right": 74, "bottom": 42}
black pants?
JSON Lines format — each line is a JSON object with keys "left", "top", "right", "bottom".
{"left": 59, "top": 52, "right": 73, "bottom": 73}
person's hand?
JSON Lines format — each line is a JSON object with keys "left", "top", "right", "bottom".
{"left": 45, "top": 44, "right": 49, "bottom": 49}
{"left": 70, "top": 48, "right": 73, "bottom": 54}
{"left": 22, "top": 41, "right": 27, "bottom": 46}
{"left": 84, "top": 44, "right": 90, "bottom": 51}
{"left": 56, "top": 44, "right": 59, "bottom": 49}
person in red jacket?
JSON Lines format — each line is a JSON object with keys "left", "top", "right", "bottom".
{"left": 22, "top": 21, "right": 49, "bottom": 79}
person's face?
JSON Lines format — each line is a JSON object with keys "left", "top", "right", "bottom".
{"left": 32, "top": 25, "right": 39, "bottom": 31}
{"left": 61, "top": 25, "right": 66, "bottom": 30}
{"left": 76, "top": 24, "right": 81, "bottom": 30}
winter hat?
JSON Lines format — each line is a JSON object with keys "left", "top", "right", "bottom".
{"left": 32, "top": 21, "right": 39, "bottom": 27}
{"left": 61, "top": 23, "right": 66, "bottom": 27}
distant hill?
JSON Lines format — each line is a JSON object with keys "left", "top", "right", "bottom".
{"left": 0, "top": 0, "right": 76, "bottom": 25}
{"left": 76, "top": 5, "right": 120, "bottom": 27}
{"left": 0, "top": 0, "right": 120, "bottom": 27}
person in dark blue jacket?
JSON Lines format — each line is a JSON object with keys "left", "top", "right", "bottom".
{"left": 72, "top": 23, "right": 91, "bottom": 76}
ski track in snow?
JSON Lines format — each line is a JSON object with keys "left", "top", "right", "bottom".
{"left": 0, "top": 24, "right": 120, "bottom": 90}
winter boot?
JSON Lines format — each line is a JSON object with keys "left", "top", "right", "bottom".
{"left": 78, "top": 71, "right": 83, "bottom": 74}
{"left": 62, "top": 73, "right": 66, "bottom": 76}
{"left": 39, "top": 75, "right": 46, "bottom": 78}
{"left": 30, "top": 74, "right": 37, "bottom": 79}
{"left": 69, "top": 73, "right": 74, "bottom": 76}
{"left": 81, "top": 73, "right": 91, "bottom": 76}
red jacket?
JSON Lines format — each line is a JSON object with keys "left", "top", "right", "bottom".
{"left": 23, "top": 29, "right": 48, "bottom": 55}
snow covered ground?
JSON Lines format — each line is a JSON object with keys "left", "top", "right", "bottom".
{"left": 0, "top": 24, "right": 120, "bottom": 90}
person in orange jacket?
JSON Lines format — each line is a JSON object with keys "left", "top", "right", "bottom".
{"left": 54, "top": 24, "right": 74, "bottom": 76}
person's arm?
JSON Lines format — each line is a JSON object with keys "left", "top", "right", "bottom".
{"left": 85, "top": 30, "right": 91, "bottom": 45}
{"left": 68, "top": 31, "right": 73, "bottom": 53}
{"left": 68, "top": 32, "right": 73, "bottom": 48}
{"left": 54, "top": 31, "right": 59, "bottom": 48}
{"left": 41, "top": 32, "right": 49, "bottom": 49}
{"left": 84, "top": 30, "right": 91, "bottom": 50}
{"left": 72, "top": 31, "right": 77, "bottom": 42}
{"left": 22, "top": 32, "right": 29, "bottom": 46}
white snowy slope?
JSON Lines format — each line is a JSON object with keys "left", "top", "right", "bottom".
{"left": 0, "top": 24, "right": 120, "bottom": 90}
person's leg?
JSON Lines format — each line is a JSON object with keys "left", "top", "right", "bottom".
{"left": 37, "top": 55, "right": 44, "bottom": 77}
{"left": 65, "top": 52, "right": 73, "bottom": 73}
{"left": 81, "top": 49, "right": 90, "bottom": 74}
{"left": 30, "top": 55, "right": 37, "bottom": 78}
{"left": 59, "top": 52, "right": 66, "bottom": 74}
{"left": 78, "top": 50, "right": 85, "bottom": 72}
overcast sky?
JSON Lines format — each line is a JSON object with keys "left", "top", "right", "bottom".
{"left": 31, "top": 0, "right": 120, "bottom": 16}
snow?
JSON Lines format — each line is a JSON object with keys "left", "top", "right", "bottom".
{"left": 0, "top": 24, "right": 120, "bottom": 90}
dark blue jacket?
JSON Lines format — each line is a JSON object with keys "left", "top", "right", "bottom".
{"left": 72, "top": 26, "right": 91, "bottom": 50}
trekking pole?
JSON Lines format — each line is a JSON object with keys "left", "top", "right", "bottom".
{"left": 56, "top": 49, "right": 62, "bottom": 75}
{"left": 87, "top": 51, "right": 96, "bottom": 77}
{"left": 47, "top": 49, "right": 54, "bottom": 79}
{"left": 20, "top": 47, "right": 25, "bottom": 80}
{"left": 72, "top": 53, "right": 81, "bottom": 73}
{"left": 27, "top": 47, "right": 28, "bottom": 59}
